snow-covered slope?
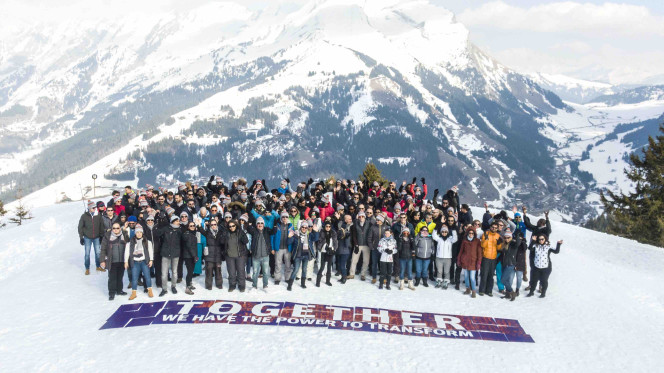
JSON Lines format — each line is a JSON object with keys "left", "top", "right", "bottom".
{"left": 0, "top": 202, "right": 662, "bottom": 371}
{"left": 527, "top": 72, "right": 614, "bottom": 104}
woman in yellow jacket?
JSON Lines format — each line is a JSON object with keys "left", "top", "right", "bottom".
{"left": 478, "top": 222, "right": 502, "bottom": 296}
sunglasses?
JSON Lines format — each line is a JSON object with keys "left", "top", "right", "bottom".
{"left": 188, "top": 224, "right": 196, "bottom": 228}
{"left": 112, "top": 227, "right": 121, "bottom": 230}
{"left": 257, "top": 223, "right": 264, "bottom": 225}
{"left": 229, "top": 225, "right": 237, "bottom": 228}
{"left": 210, "top": 224, "right": 218, "bottom": 226}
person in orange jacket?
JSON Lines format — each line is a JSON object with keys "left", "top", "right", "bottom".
{"left": 478, "top": 221, "right": 502, "bottom": 296}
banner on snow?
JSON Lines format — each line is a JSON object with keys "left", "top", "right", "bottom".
{"left": 100, "top": 300, "right": 534, "bottom": 343}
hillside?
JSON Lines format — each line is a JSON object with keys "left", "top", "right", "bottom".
{"left": 0, "top": 201, "right": 662, "bottom": 371}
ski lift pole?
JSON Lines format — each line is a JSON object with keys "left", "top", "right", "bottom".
{"left": 92, "top": 174, "right": 97, "bottom": 198}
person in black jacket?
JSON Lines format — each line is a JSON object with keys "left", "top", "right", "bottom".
{"left": 78, "top": 200, "right": 105, "bottom": 275}
{"left": 527, "top": 234, "right": 562, "bottom": 298}
{"left": 247, "top": 217, "right": 272, "bottom": 290}
{"left": 222, "top": 220, "right": 249, "bottom": 292}
{"left": 154, "top": 215, "right": 183, "bottom": 296}
{"left": 198, "top": 219, "right": 225, "bottom": 290}
{"left": 181, "top": 221, "right": 199, "bottom": 295}
{"left": 316, "top": 221, "right": 338, "bottom": 287}
{"left": 497, "top": 230, "right": 522, "bottom": 301}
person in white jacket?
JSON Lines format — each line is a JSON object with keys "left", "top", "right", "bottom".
{"left": 432, "top": 225, "right": 458, "bottom": 289}
{"left": 124, "top": 225, "right": 154, "bottom": 300}
{"left": 377, "top": 229, "right": 397, "bottom": 290}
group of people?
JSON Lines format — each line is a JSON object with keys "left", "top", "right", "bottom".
{"left": 77, "top": 176, "right": 562, "bottom": 301}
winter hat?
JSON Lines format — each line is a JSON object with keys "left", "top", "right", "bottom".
{"left": 258, "top": 191, "right": 267, "bottom": 198}
{"left": 224, "top": 212, "right": 233, "bottom": 218}
{"left": 240, "top": 213, "right": 249, "bottom": 222}
{"left": 146, "top": 214, "right": 155, "bottom": 221}
{"left": 447, "top": 207, "right": 455, "bottom": 214}
{"left": 96, "top": 201, "right": 106, "bottom": 210}
{"left": 280, "top": 211, "right": 289, "bottom": 218}
{"left": 256, "top": 217, "right": 265, "bottom": 224}
{"left": 255, "top": 200, "right": 265, "bottom": 207}
{"left": 223, "top": 196, "right": 231, "bottom": 204}
{"left": 128, "top": 216, "right": 138, "bottom": 223}
{"left": 256, "top": 180, "right": 262, "bottom": 185}
{"left": 337, "top": 204, "right": 345, "bottom": 211}
{"left": 358, "top": 211, "right": 366, "bottom": 217}
{"left": 300, "top": 220, "right": 309, "bottom": 228}
{"left": 165, "top": 206, "right": 175, "bottom": 216}
{"left": 313, "top": 207, "right": 320, "bottom": 213}
{"left": 306, "top": 219, "right": 313, "bottom": 226}
{"left": 440, "top": 225, "right": 449, "bottom": 233}
{"left": 279, "top": 195, "right": 286, "bottom": 202}
{"left": 376, "top": 215, "right": 385, "bottom": 222}
{"left": 406, "top": 195, "right": 413, "bottom": 201}
{"left": 87, "top": 200, "right": 96, "bottom": 210}
{"left": 514, "top": 212, "right": 522, "bottom": 218}
{"left": 180, "top": 212, "right": 188, "bottom": 218}
{"left": 113, "top": 196, "right": 122, "bottom": 203}
{"left": 134, "top": 225, "right": 144, "bottom": 234}
{"left": 170, "top": 215, "right": 179, "bottom": 223}
{"left": 240, "top": 192, "right": 247, "bottom": 199}
{"left": 128, "top": 191, "right": 137, "bottom": 200}
{"left": 146, "top": 184, "right": 154, "bottom": 191}
{"left": 373, "top": 181, "right": 379, "bottom": 187}
{"left": 139, "top": 199, "right": 148, "bottom": 207}
{"left": 322, "top": 195, "right": 329, "bottom": 203}
{"left": 503, "top": 229, "right": 513, "bottom": 238}
{"left": 178, "top": 184, "right": 186, "bottom": 192}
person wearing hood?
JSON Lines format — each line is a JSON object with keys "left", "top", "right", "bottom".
{"left": 315, "top": 221, "right": 338, "bottom": 287}
{"left": 78, "top": 200, "right": 105, "bottom": 275}
{"left": 222, "top": 219, "right": 250, "bottom": 292}
{"left": 457, "top": 228, "right": 482, "bottom": 298}
{"left": 377, "top": 229, "right": 397, "bottom": 290}
{"left": 432, "top": 225, "right": 458, "bottom": 289}
{"left": 124, "top": 224, "right": 154, "bottom": 300}
{"left": 287, "top": 220, "right": 320, "bottom": 291}
{"left": 413, "top": 226, "right": 435, "bottom": 287}
{"left": 100, "top": 222, "right": 129, "bottom": 300}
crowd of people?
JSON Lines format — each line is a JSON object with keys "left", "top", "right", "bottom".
{"left": 77, "top": 176, "right": 562, "bottom": 301}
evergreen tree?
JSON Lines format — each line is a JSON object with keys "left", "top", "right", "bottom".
{"left": 600, "top": 123, "right": 664, "bottom": 247}
{"left": 359, "top": 162, "right": 388, "bottom": 187}
{"left": 9, "top": 190, "right": 33, "bottom": 226}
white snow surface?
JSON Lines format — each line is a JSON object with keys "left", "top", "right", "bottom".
{"left": 0, "top": 202, "right": 663, "bottom": 371}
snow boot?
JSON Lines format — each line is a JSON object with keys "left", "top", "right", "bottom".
{"left": 315, "top": 278, "right": 321, "bottom": 287}
{"left": 340, "top": 276, "right": 347, "bottom": 284}
{"left": 177, "top": 278, "right": 182, "bottom": 284}
{"left": 510, "top": 292, "right": 516, "bottom": 301}
{"left": 516, "top": 289, "right": 520, "bottom": 297}
{"left": 435, "top": 279, "right": 442, "bottom": 288}
{"left": 372, "top": 278, "right": 377, "bottom": 284}
{"left": 385, "top": 280, "right": 391, "bottom": 290}
{"left": 408, "top": 280, "right": 415, "bottom": 290}
{"left": 471, "top": 291, "right": 476, "bottom": 298}
{"left": 109, "top": 293, "right": 115, "bottom": 301}
{"left": 228, "top": 285, "right": 235, "bottom": 292}
{"left": 159, "top": 289, "right": 167, "bottom": 297}
{"left": 147, "top": 288, "right": 154, "bottom": 298}
{"left": 171, "top": 286, "right": 177, "bottom": 294}
{"left": 399, "top": 280, "right": 404, "bottom": 290}
{"left": 347, "top": 275, "right": 354, "bottom": 279}
{"left": 442, "top": 280, "right": 449, "bottom": 290}
{"left": 526, "top": 291, "right": 535, "bottom": 297}
{"left": 129, "top": 290, "right": 137, "bottom": 300}
{"left": 325, "top": 281, "right": 332, "bottom": 286}
{"left": 501, "top": 292, "right": 511, "bottom": 299}
{"left": 464, "top": 288, "right": 471, "bottom": 295}
{"left": 394, "top": 277, "right": 399, "bottom": 284}
{"left": 96, "top": 267, "right": 105, "bottom": 272}
{"left": 117, "top": 290, "right": 127, "bottom": 295}
{"left": 361, "top": 275, "right": 366, "bottom": 281}
{"left": 274, "top": 280, "right": 280, "bottom": 285}
{"left": 422, "top": 278, "right": 429, "bottom": 287}
{"left": 455, "top": 283, "right": 460, "bottom": 290}
{"left": 185, "top": 286, "right": 194, "bottom": 295}
{"left": 85, "top": 269, "right": 90, "bottom": 275}
{"left": 414, "top": 278, "right": 420, "bottom": 287}
{"left": 301, "top": 277, "right": 307, "bottom": 289}
{"left": 539, "top": 290, "right": 546, "bottom": 298}
{"left": 287, "top": 279, "right": 294, "bottom": 291}
{"left": 379, "top": 280, "right": 383, "bottom": 289}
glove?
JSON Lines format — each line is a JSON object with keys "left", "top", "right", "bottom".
{"left": 421, "top": 178, "right": 425, "bottom": 184}
{"left": 385, "top": 249, "right": 393, "bottom": 254}
{"left": 209, "top": 175, "right": 215, "bottom": 182}
{"left": 354, "top": 246, "right": 359, "bottom": 254}
{"left": 285, "top": 178, "right": 290, "bottom": 183}
{"left": 80, "top": 237, "right": 85, "bottom": 245}
{"left": 412, "top": 177, "right": 417, "bottom": 184}
{"left": 307, "top": 178, "right": 314, "bottom": 185}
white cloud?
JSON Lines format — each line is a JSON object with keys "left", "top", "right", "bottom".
{"left": 459, "top": 1, "right": 664, "bottom": 37}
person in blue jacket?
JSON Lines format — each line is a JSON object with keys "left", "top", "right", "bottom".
{"left": 271, "top": 212, "right": 296, "bottom": 285}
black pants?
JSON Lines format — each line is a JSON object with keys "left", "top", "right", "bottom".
{"left": 177, "top": 252, "right": 184, "bottom": 280}
{"left": 479, "top": 257, "right": 497, "bottom": 294}
{"left": 205, "top": 261, "right": 223, "bottom": 289}
{"left": 428, "top": 254, "right": 436, "bottom": 280}
{"left": 392, "top": 255, "right": 400, "bottom": 278}
{"left": 450, "top": 244, "right": 460, "bottom": 284}
{"left": 108, "top": 263, "right": 125, "bottom": 295}
{"left": 226, "top": 256, "right": 247, "bottom": 290}
{"left": 183, "top": 258, "right": 195, "bottom": 287}
{"left": 154, "top": 251, "right": 162, "bottom": 288}
{"left": 317, "top": 254, "right": 334, "bottom": 284}
{"left": 379, "top": 262, "right": 393, "bottom": 284}
{"left": 269, "top": 252, "right": 275, "bottom": 276}
{"left": 529, "top": 266, "right": 552, "bottom": 295}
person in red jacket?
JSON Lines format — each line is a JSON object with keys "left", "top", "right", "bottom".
{"left": 319, "top": 195, "right": 334, "bottom": 222}
{"left": 457, "top": 227, "right": 482, "bottom": 298}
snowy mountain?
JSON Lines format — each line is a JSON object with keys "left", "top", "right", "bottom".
{"left": 1, "top": 0, "right": 664, "bottom": 222}
{"left": 589, "top": 85, "right": 664, "bottom": 106}
{"left": 526, "top": 72, "right": 614, "bottom": 104}
{"left": 1, "top": 201, "right": 663, "bottom": 370}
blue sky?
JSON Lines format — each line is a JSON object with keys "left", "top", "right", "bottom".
{"left": 432, "top": 0, "right": 664, "bottom": 84}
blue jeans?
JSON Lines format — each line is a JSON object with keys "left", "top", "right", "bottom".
{"left": 399, "top": 258, "right": 413, "bottom": 280}
{"left": 338, "top": 254, "right": 350, "bottom": 277}
{"left": 496, "top": 262, "right": 504, "bottom": 291}
{"left": 463, "top": 269, "right": 477, "bottom": 291}
{"left": 84, "top": 237, "right": 101, "bottom": 269}
{"left": 415, "top": 258, "right": 430, "bottom": 279}
{"left": 131, "top": 261, "right": 152, "bottom": 290}
{"left": 371, "top": 249, "right": 380, "bottom": 279}
{"left": 252, "top": 256, "right": 270, "bottom": 287}
{"left": 501, "top": 265, "right": 515, "bottom": 292}
{"left": 516, "top": 270, "right": 524, "bottom": 290}
{"left": 291, "top": 257, "right": 309, "bottom": 281}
